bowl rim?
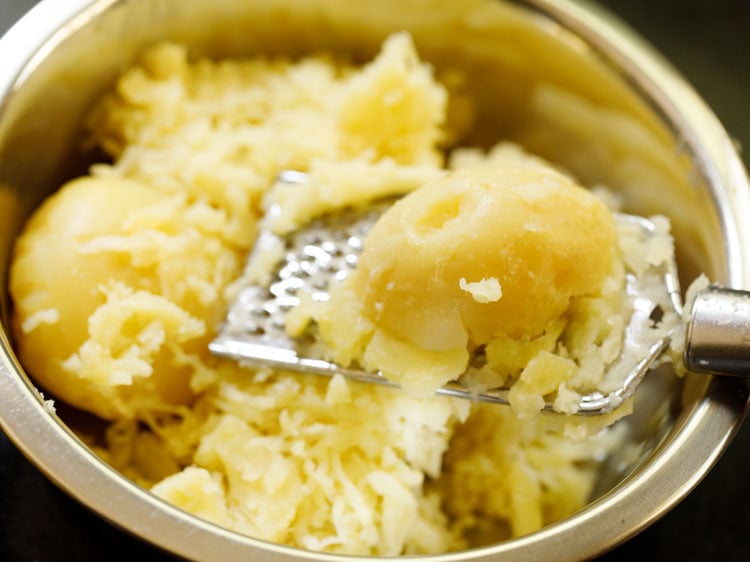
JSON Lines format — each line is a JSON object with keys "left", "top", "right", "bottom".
{"left": 1, "top": 0, "right": 749, "bottom": 560}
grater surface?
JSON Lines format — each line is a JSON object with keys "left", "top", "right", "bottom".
{"left": 210, "top": 173, "right": 683, "bottom": 414}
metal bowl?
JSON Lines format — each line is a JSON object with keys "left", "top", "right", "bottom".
{"left": 0, "top": 0, "right": 748, "bottom": 560}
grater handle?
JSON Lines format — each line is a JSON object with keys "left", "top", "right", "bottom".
{"left": 685, "top": 285, "right": 750, "bottom": 376}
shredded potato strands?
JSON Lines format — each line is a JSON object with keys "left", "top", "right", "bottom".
{"left": 210, "top": 172, "right": 684, "bottom": 416}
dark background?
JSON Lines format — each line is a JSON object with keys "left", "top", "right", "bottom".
{"left": 1, "top": 1, "right": 748, "bottom": 560}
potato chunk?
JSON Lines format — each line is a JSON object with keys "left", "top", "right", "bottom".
{"left": 10, "top": 176, "right": 241, "bottom": 419}
{"left": 312, "top": 164, "right": 617, "bottom": 394}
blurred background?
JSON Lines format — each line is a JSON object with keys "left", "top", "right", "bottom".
{"left": 0, "top": 0, "right": 748, "bottom": 560}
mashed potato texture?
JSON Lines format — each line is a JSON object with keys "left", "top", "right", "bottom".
{"left": 10, "top": 33, "right": 628, "bottom": 554}
{"left": 301, "top": 164, "right": 617, "bottom": 396}
{"left": 10, "top": 176, "right": 238, "bottom": 419}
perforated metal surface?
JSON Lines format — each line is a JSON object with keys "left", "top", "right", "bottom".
{"left": 210, "top": 175, "right": 683, "bottom": 414}
{"left": 223, "top": 203, "right": 383, "bottom": 348}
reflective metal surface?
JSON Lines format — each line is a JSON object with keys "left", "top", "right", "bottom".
{"left": 211, "top": 170, "right": 683, "bottom": 414}
{"left": 0, "top": 1, "right": 748, "bottom": 561}
{"left": 687, "top": 286, "right": 750, "bottom": 375}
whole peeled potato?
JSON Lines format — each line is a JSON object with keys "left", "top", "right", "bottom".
{"left": 315, "top": 164, "right": 616, "bottom": 393}
{"left": 10, "top": 176, "right": 241, "bottom": 419}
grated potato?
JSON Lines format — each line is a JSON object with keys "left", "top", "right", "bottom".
{"left": 293, "top": 163, "right": 620, "bottom": 408}
{"left": 8, "top": 32, "right": 654, "bottom": 555}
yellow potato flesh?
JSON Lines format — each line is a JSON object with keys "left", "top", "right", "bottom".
{"left": 9, "top": 176, "right": 227, "bottom": 419}
{"left": 321, "top": 164, "right": 616, "bottom": 391}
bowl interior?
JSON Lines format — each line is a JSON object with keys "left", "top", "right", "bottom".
{"left": 0, "top": 0, "right": 744, "bottom": 560}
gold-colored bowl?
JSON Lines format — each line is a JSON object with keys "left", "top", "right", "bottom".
{"left": 0, "top": 1, "right": 748, "bottom": 560}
